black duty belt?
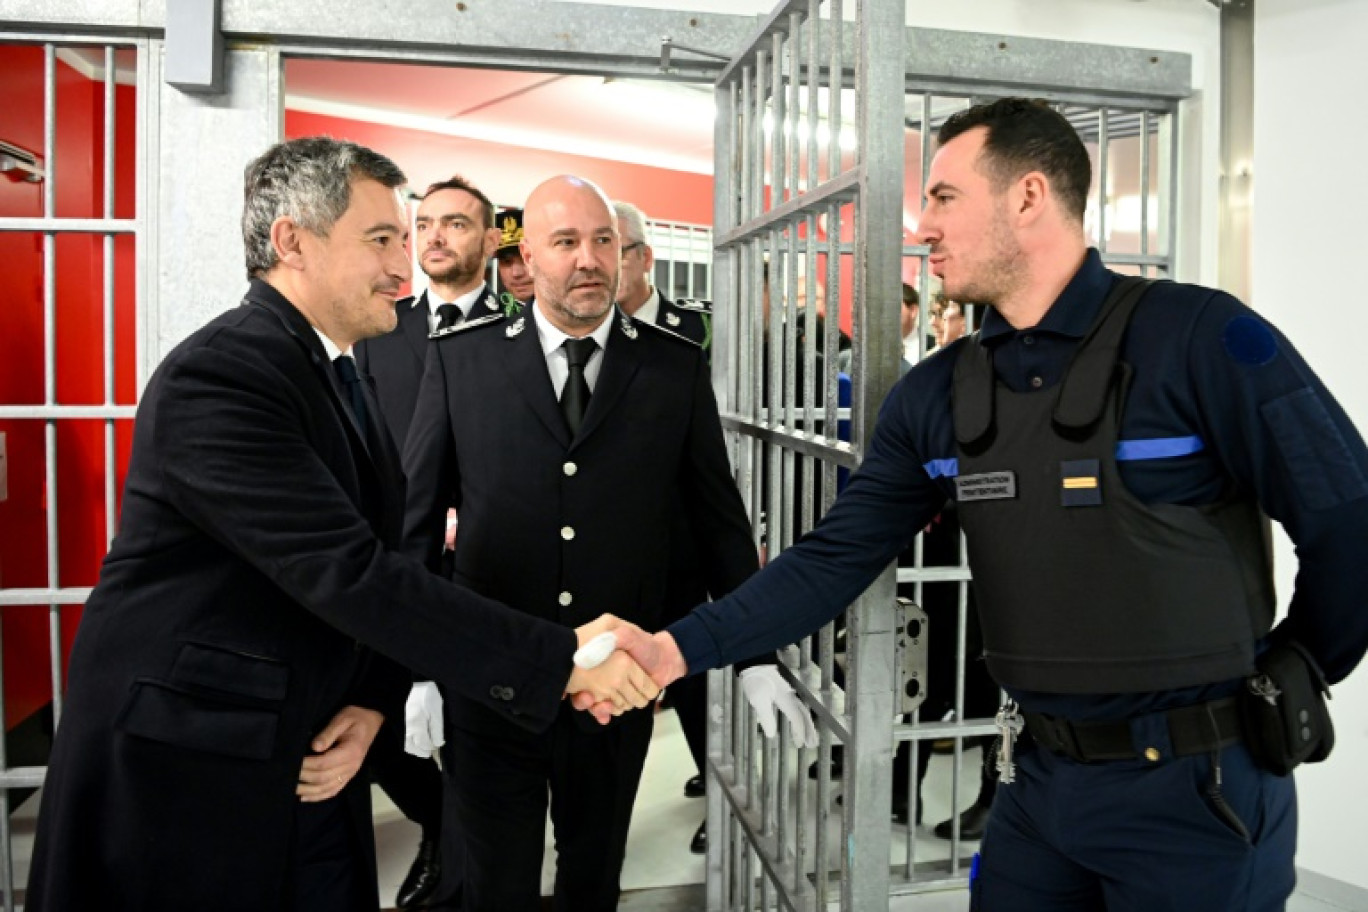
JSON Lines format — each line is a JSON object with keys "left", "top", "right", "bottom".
{"left": 1023, "top": 697, "right": 1243, "bottom": 763}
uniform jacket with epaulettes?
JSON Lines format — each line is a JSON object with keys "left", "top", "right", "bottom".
{"left": 400, "top": 304, "right": 758, "bottom": 735}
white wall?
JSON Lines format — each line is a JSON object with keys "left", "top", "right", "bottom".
{"left": 1254, "top": 0, "right": 1368, "bottom": 890}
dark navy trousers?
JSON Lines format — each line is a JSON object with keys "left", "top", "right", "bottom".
{"left": 973, "top": 727, "right": 1297, "bottom": 911}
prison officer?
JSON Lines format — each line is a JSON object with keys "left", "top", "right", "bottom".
{"left": 614, "top": 98, "right": 1368, "bottom": 910}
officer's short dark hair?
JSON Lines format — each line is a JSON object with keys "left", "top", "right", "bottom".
{"left": 938, "top": 97, "right": 1091, "bottom": 225}
{"left": 422, "top": 175, "right": 496, "bottom": 230}
{"left": 902, "top": 283, "right": 919, "bottom": 308}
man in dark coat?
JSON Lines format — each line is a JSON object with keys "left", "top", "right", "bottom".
{"left": 23, "top": 138, "right": 656, "bottom": 912}
{"left": 402, "top": 176, "right": 760, "bottom": 912}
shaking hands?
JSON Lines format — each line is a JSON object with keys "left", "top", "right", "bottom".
{"left": 567, "top": 614, "right": 689, "bottom": 725}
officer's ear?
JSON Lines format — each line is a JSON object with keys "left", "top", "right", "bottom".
{"left": 1014, "top": 170, "right": 1049, "bottom": 228}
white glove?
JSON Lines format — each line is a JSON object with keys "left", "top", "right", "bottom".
{"left": 573, "top": 632, "right": 617, "bottom": 669}
{"left": 739, "top": 666, "right": 819, "bottom": 749}
{"left": 404, "top": 681, "right": 445, "bottom": 758}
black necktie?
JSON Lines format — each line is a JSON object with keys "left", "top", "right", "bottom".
{"left": 435, "top": 303, "right": 461, "bottom": 330}
{"left": 333, "top": 354, "right": 369, "bottom": 440}
{"left": 560, "top": 337, "right": 596, "bottom": 435}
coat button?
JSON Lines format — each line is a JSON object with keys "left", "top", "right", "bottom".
{"left": 563, "top": 461, "right": 578, "bottom": 476}
{"left": 559, "top": 591, "right": 573, "bottom": 606}
{"left": 1029, "top": 375, "right": 1044, "bottom": 389}
{"left": 489, "top": 685, "right": 504, "bottom": 700}
{"left": 561, "top": 526, "right": 576, "bottom": 541}
{"left": 501, "top": 686, "right": 516, "bottom": 701}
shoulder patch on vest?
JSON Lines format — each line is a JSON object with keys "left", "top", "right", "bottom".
{"left": 1222, "top": 314, "right": 1279, "bottom": 367}
{"left": 637, "top": 319, "right": 701, "bottom": 347}
{"left": 430, "top": 312, "right": 504, "bottom": 339}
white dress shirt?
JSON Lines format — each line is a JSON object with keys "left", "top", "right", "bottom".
{"left": 424, "top": 283, "right": 490, "bottom": 333}
{"left": 631, "top": 287, "right": 662, "bottom": 326}
{"left": 531, "top": 302, "right": 615, "bottom": 398}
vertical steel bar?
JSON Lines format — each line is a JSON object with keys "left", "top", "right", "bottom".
{"left": 1097, "top": 107, "right": 1110, "bottom": 255}
{"left": 103, "top": 45, "right": 118, "bottom": 547}
{"left": 1139, "top": 110, "right": 1151, "bottom": 263}
{"left": 43, "top": 44, "right": 66, "bottom": 740}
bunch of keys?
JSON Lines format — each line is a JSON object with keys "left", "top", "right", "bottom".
{"left": 994, "top": 699, "right": 1024, "bottom": 785}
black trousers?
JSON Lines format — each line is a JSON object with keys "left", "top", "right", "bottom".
{"left": 443, "top": 701, "right": 655, "bottom": 912}
{"left": 671, "top": 671, "right": 709, "bottom": 778}
{"left": 369, "top": 729, "right": 444, "bottom": 834}
{"left": 292, "top": 795, "right": 373, "bottom": 912}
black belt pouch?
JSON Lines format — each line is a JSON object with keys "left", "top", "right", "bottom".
{"left": 1240, "top": 639, "right": 1335, "bottom": 776}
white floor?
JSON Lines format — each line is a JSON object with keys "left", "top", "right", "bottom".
{"left": 4, "top": 708, "right": 1362, "bottom": 910}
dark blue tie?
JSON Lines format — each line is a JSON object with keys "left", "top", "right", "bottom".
{"left": 560, "top": 337, "right": 596, "bottom": 435}
{"left": 333, "top": 354, "right": 369, "bottom": 440}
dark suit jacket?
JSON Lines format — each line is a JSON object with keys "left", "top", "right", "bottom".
{"left": 355, "top": 286, "right": 505, "bottom": 447}
{"left": 402, "top": 307, "right": 758, "bottom": 735}
{"left": 25, "top": 280, "right": 576, "bottom": 911}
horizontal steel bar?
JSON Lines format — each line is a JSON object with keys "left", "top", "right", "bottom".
{"left": 0, "top": 217, "right": 137, "bottom": 234}
{"left": 0, "top": 767, "right": 47, "bottom": 790}
{"left": 714, "top": 169, "right": 862, "bottom": 249}
{"left": 1099, "top": 252, "right": 1173, "bottom": 267}
{"left": 892, "top": 719, "right": 999, "bottom": 742}
{"left": 0, "top": 588, "right": 92, "bottom": 606}
{"left": 895, "top": 566, "right": 972, "bottom": 584}
{"left": 720, "top": 415, "right": 858, "bottom": 468}
{"left": 0, "top": 406, "right": 136, "bottom": 419}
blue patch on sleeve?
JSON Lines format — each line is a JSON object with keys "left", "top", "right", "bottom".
{"left": 923, "top": 458, "right": 958, "bottom": 479}
{"left": 1115, "top": 436, "right": 1205, "bottom": 461}
{"left": 1222, "top": 315, "right": 1279, "bottom": 366}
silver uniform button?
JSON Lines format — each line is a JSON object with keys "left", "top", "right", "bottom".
{"left": 563, "top": 461, "right": 577, "bottom": 476}
{"left": 559, "top": 591, "right": 573, "bottom": 606}
{"left": 561, "top": 526, "right": 576, "bottom": 540}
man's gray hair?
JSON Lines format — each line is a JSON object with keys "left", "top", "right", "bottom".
{"left": 611, "top": 200, "right": 649, "bottom": 247}
{"left": 242, "top": 136, "right": 406, "bottom": 279}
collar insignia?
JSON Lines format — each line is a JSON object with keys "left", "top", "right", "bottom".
{"left": 505, "top": 316, "right": 526, "bottom": 338}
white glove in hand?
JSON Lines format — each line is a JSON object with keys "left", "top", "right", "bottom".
{"left": 404, "top": 681, "right": 445, "bottom": 759}
{"left": 739, "top": 666, "right": 819, "bottom": 749}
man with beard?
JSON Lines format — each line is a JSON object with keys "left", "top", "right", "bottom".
{"left": 401, "top": 175, "right": 760, "bottom": 912}
{"left": 353, "top": 173, "right": 503, "bottom": 910}
{"left": 614, "top": 98, "right": 1368, "bottom": 911}
{"left": 493, "top": 206, "right": 536, "bottom": 307}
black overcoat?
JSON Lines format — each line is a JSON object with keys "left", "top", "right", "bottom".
{"left": 24, "top": 280, "right": 576, "bottom": 911}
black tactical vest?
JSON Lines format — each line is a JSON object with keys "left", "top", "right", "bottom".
{"left": 951, "top": 277, "right": 1276, "bottom": 694}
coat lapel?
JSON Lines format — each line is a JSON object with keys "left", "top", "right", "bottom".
{"left": 575, "top": 314, "right": 642, "bottom": 447}
{"left": 500, "top": 312, "right": 571, "bottom": 448}
{"left": 400, "top": 291, "right": 431, "bottom": 364}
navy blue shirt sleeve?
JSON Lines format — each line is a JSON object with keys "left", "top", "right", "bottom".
{"left": 668, "top": 366, "right": 951, "bottom": 672}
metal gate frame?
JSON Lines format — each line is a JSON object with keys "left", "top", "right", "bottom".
{"left": 706, "top": 6, "right": 1186, "bottom": 911}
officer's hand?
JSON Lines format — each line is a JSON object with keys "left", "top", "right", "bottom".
{"left": 739, "top": 666, "right": 819, "bottom": 748}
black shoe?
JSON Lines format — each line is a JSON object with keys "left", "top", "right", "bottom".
{"left": 395, "top": 837, "right": 442, "bottom": 909}
{"left": 689, "top": 820, "right": 707, "bottom": 855}
{"left": 684, "top": 774, "right": 705, "bottom": 798}
{"left": 933, "top": 801, "right": 991, "bottom": 841}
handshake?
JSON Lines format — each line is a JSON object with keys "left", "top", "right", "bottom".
{"left": 566, "top": 614, "right": 819, "bottom": 747}
{"left": 564, "top": 614, "right": 688, "bottom": 725}
{"left": 405, "top": 614, "right": 817, "bottom": 759}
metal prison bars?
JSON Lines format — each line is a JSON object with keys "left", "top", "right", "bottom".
{"left": 705, "top": 7, "right": 1180, "bottom": 912}
{"left": 0, "top": 35, "right": 148, "bottom": 912}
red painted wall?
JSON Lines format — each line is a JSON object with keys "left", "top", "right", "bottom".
{"left": 0, "top": 44, "right": 137, "bottom": 729}
{"left": 285, "top": 110, "right": 715, "bottom": 226}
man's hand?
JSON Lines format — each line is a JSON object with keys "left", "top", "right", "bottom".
{"left": 404, "top": 681, "right": 444, "bottom": 759}
{"left": 297, "top": 705, "right": 383, "bottom": 803}
{"left": 569, "top": 627, "right": 689, "bottom": 722}
{"left": 566, "top": 650, "right": 660, "bottom": 724}
{"left": 739, "top": 666, "right": 819, "bottom": 748}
